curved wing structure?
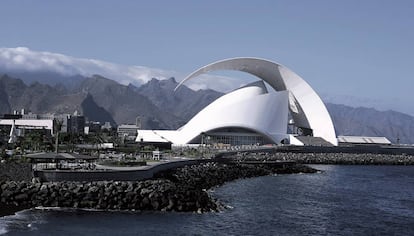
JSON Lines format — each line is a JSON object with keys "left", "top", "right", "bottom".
{"left": 175, "top": 57, "right": 337, "bottom": 145}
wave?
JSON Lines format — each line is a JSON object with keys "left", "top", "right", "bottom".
{"left": 0, "top": 209, "right": 45, "bottom": 234}
{"left": 35, "top": 206, "right": 119, "bottom": 213}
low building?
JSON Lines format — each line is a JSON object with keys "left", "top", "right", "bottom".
{"left": 0, "top": 111, "right": 85, "bottom": 138}
{"left": 152, "top": 150, "right": 163, "bottom": 160}
{"left": 0, "top": 118, "right": 54, "bottom": 136}
{"left": 85, "top": 121, "right": 102, "bottom": 134}
{"left": 118, "top": 124, "right": 139, "bottom": 139}
{"left": 337, "top": 136, "right": 392, "bottom": 146}
{"left": 23, "top": 112, "right": 84, "bottom": 134}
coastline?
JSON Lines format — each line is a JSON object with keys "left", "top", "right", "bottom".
{"left": 3, "top": 150, "right": 413, "bottom": 217}
{"left": 228, "top": 151, "right": 414, "bottom": 165}
{"left": 0, "top": 204, "right": 27, "bottom": 218}
{"left": 0, "top": 162, "right": 315, "bottom": 216}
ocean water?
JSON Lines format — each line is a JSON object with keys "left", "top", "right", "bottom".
{"left": 1, "top": 165, "right": 414, "bottom": 236}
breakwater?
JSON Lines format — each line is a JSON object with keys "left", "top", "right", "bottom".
{"left": 0, "top": 162, "right": 32, "bottom": 182}
{"left": 232, "top": 152, "right": 414, "bottom": 165}
{"left": 0, "top": 162, "right": 315, "bottom": 215}
{"left": 34, "top": 159, "right": 200, "bottom": 182}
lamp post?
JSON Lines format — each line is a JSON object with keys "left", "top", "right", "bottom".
{"left": 200, "top": 132, "right": 205, "bottom": 158}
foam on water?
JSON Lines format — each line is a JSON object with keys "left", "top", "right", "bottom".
{"left": 0, "top": 224, "right": 7, "bottom": 235}
{"left": 0, "top": 209, "right": 46, "bottom": 234}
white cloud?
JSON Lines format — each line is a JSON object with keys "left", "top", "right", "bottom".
{"left": 0, "top": 47, "right": 245, "bottom": 92}
{"left": 186, "top": 74, "right": 251, "bottom": 92}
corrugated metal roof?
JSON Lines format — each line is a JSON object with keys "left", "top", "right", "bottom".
{"left": 137, "top": 130, "right": 173, "bottom": 143}
{"left": 337, "top": 136, "right": 391, "bottom": 144}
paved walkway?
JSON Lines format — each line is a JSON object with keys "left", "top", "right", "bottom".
{"left": 94, "top": 158, "right": 192, "bottom": 171}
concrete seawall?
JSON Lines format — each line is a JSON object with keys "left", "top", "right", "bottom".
{"left": 34, "top": 159, "right": 200, "bottom": 182}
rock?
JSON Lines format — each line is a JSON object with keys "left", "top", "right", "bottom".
{"left": 1, "top": 183, "right": 8, "bottom": 190}
{"left": 14, "top": 193, "right": 28, "bottom": 201}
{"left": 1, "top": 189, "right": 14, "bottom": 199}
{"left": 166, "top": 198, "right": 175, "bottom": 211}
{"left": 39, "top": 184, "right": 48, "bottom": 193}
{"left": 151, "top": 199, "right": 160, "bottom": 210}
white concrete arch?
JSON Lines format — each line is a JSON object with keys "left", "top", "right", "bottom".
{"left": 175, "top": 57, "right": 337, "bottom": 145}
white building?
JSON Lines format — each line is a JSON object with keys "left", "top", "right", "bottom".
{"left": 118, "top": 124, "right": 140, "bottom": 138}
{"left": 137, "top": 57, "right": 337, "bottom": 146}
{"left": 0, "top": 119, "right": 54, "bottom": 135}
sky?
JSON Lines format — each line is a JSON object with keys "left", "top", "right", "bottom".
{"left": 0, "top": 0, "right": 413, "bottom": 115}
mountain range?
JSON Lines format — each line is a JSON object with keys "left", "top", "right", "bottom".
{"left": 0, "top": 73, "right": 222, "bottom": 130}
{"left": 0, "top": 73, "right": 413, "bottom": 144}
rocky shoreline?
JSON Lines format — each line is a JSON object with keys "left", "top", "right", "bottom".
{"left": 231, "top": 152, "right": 414, "bottom": 165}
{"left": 4, "top": 150, "right": 410, "bottom": 217}
{"left": 0, "top": 162, "right": 315, "bottom": 216}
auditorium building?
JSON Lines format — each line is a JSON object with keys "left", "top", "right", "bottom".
{"left": 136, "top": 58, "right": 337, "bottom": 147}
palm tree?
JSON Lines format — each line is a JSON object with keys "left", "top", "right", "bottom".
{"left": 54, "top": 119, "right": 63, "bottom": 153}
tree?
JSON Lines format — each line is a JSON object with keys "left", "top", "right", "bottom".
{"left": 54, "top": 119, "right": 63, "bottom": 153}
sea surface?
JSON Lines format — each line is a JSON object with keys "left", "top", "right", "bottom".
{"left": 1, "top": 165, "right": 414, "bottom": 235}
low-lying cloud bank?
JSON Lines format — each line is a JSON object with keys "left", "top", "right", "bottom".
{"left": 0, "top": 47, "right": 246, "bottom": 92}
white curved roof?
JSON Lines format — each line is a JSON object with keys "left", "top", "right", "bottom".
{"left": 137, "top": 81, "right": 290, "bottom": 144}
{"left": 175, "top": 57, "right": 337, "bottom": 145}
